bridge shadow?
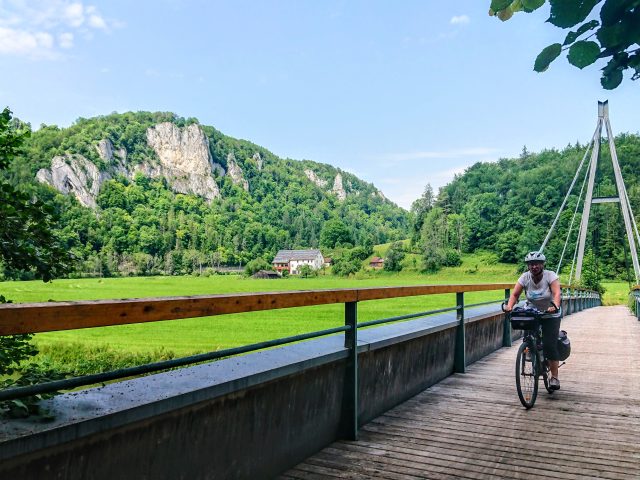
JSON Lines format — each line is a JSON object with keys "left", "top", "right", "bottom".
{"left": 281, "top": 306, "right": 640, "bottom": 479}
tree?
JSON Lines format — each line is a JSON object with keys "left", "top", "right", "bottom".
{"left": 320, "top": 219, "right": 353, "bottom": 249}
{"left": 384, "top": 242, "right": 406, "bottom": 272}
{"left": 489, "top": 0, "right": 640, "bottom": 89}
{"left": 298, "top": 264, "right": 317, "bottom": 278}
{"left": 1, "top": 108, "right": 72, "bottom": 417}
{"left": 410, "top": 184, "right": 435, "bottom": 244}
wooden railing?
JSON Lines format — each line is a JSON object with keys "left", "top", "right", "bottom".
{"left": 0, "top": 283, "right": 516, "bottom": 336}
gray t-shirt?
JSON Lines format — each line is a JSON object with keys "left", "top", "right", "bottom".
{"left": 517, "top": 270, "right": 559, "bottom": 313}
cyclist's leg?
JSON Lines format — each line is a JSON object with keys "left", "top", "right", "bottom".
{"left": 542, "top": 316, "right": 562, "bottom": 378}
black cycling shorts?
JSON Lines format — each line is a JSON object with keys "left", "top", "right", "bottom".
{"left": 542, "top": 316, "right": 562, "bottom": 361}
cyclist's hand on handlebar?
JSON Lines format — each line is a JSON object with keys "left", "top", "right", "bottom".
{"left": 546, "top": 301, "right": 559, "bottom": 314}
{"left": 502, "top": 302, "right": 512, "bottom": 312}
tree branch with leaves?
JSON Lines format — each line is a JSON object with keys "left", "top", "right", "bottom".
{"left": 489, "top": 0, "right": 640, "bottom": 89}
{"left": 1, "top": 107, "right": 72, "bottom": 418}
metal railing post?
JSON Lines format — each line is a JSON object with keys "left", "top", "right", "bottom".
{"left": 578, "top": 291, "right": 583, "bottom": 311}
{"left": 503, "top": 288, "right": 511, "bottom": 347}
{"left": 454, "top": 292, "right": 466, "bottom": 373}
{"left": 343, "top": 301, "right": 358, "bottom": 440}
{"left": 566, "top": 288, "right": 572, "bottom": 316}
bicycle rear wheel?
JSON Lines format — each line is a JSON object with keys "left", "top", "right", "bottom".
{"left": 516, "top": 341, "right": 538, "bottom": 409}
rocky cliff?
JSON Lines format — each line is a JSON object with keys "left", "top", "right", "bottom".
{"left": 36, "top": 154, "right": 105, "bottom": 208}
{"left": 36, "top": 116, "right": 379, "bottom": 209}
{"left": 37, "top": 122, "right": 229, "bottom": 206}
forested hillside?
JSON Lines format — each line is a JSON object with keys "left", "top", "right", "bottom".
{"left": 1, "top": 112, "right": 408, "bottom": 278}
{"left": 411, "top": 134, "right": 640, "bottom": 282}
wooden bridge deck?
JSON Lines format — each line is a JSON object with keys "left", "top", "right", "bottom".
{"left": 281, "top": 306, "right": 640, "bottom": 479}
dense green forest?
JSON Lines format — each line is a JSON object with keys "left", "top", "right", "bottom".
{"left": 1, "top": 111, "right": 408, "bottom": 279}
{"left": 411, "top": 134, "right": 640, "bottom": 282}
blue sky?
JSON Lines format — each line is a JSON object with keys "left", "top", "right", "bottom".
{"left": 1, "top": 1, "right": 638, "bottom": 209}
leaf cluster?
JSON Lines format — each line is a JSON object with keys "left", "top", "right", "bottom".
{"left": 490, "top": 0, "right": 640, "bottom": 89}
{"left": 1, "top": 109, "right": 74, "bottom": 418}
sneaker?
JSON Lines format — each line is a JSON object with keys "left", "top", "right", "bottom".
{"left": 549, "top": 377, "right": 560, "bottom": 390}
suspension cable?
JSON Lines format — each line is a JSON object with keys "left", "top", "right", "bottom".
{"left": 539, "top": 127, "right": 600, "bottom": 253}
{"left": 619, "top": 172, "right": 640, "bottom": 253}
{"left": 556, "top": 143, "right": 592, "bottom": 275}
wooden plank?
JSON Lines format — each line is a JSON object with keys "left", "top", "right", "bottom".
{"left": 285, "top": 306, "right": 640, "bottom": 479}
{"left": 355, "top": 283, "right": 512, "bottom": 302}
{"left": 0, "top": 290, "right": 357, "bottom": 335}
{"left": 0, "top": 283, "right": 514, "bottom": 335}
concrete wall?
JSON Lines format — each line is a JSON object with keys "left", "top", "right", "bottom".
{"left": 0, "top": 303, "right": 586, "bottom": 480}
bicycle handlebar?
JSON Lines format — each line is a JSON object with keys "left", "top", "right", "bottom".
{"left": 502, "top": 301, "right": 561, "bottom": 315}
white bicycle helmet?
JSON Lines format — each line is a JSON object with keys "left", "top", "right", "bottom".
{"left": 524, "top": 251, "right": 546, "bottom": 263}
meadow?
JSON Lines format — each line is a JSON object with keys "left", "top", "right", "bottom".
{"left": 0, "top": 254, "right": 630, "bottom": 375}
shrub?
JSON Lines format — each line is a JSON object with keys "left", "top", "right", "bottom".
{"left": 443, "top": 249, "right": 462, "bottom": 267}
{"left": 244, "top": 258, "right": 272, "bottom": 276}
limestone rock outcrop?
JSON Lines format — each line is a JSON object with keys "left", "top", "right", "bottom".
{"left": 146, "top": 122, "right": 222, "bottom": 201}
{"left": 36, "top": 154, "right": 106, "bottom": 209}
{"left": 304, "top": 168, "right": 328, "bottom": 188}
{"left": 226, "top": 153, "right": 249, "bottom": 191}
{"left": 253, "top": 152, "right": 263, "bottom": 171}
{"left": 95, "top": 138, "right": 128, "bottom": 175}
{"left": 37, "top": 123, "right": 228, "bottom": 206}
{"left": 332, "top": 173, "right": 347, "bottom": 201}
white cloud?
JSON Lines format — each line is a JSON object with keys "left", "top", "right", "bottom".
{"left": 58, "top": 32, "right": 74, "bottom": 48}
{"left": 0, "top": 1, "right": 116, "bottom": 58}
{"left": 88, "top": 14, "right": 107, "bottom": 30}
{"left": 450, "top": 15, "right": 470, "bottom": 25}
{"left": 64, "top": 3, "right": 85, "bottom": 27}
{"left": 0, "top": 27, "right": 56, "bottom": 58}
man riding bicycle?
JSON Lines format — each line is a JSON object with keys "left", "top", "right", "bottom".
{"left": 504, "top": 251, "right": 563, "bottom": 390}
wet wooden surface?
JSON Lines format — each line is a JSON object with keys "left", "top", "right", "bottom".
{"left": 281, "top": 306, "right": 640, "bottom": 479}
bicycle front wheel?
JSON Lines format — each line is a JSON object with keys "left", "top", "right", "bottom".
{"left": 516, "top": 341, "right": 538, "bottom": 409}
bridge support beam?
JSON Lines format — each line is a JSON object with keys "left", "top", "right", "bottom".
{"left": 502, "top": 289, "right": 511, "bottom": 347}
{"left": 342, "top": 301, "right": 359, "bottom": 440}
{"left": 454, "top": 292, "right": 465, "bottom": 373}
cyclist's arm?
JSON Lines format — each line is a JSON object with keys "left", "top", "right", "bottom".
{"left": 505, "top": 282, "right": 523, "bottom": 312}
{"left": 548, "top": 279, "right": 561, "bottom": 313}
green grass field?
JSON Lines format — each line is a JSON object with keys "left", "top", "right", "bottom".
{"left": 0, "top": 256, "right": 631, "bottom": 373}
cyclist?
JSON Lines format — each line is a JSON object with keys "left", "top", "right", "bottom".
{"left": 504, "top": 251, "right": 562, "bottom": 390}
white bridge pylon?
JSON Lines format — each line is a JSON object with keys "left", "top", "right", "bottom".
{"left": 574, "top": 101, "right": 640, "bottom": 283}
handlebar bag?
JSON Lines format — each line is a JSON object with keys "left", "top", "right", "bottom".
{"left": 509, "top": 306, "right": 541, "bottom": 330}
